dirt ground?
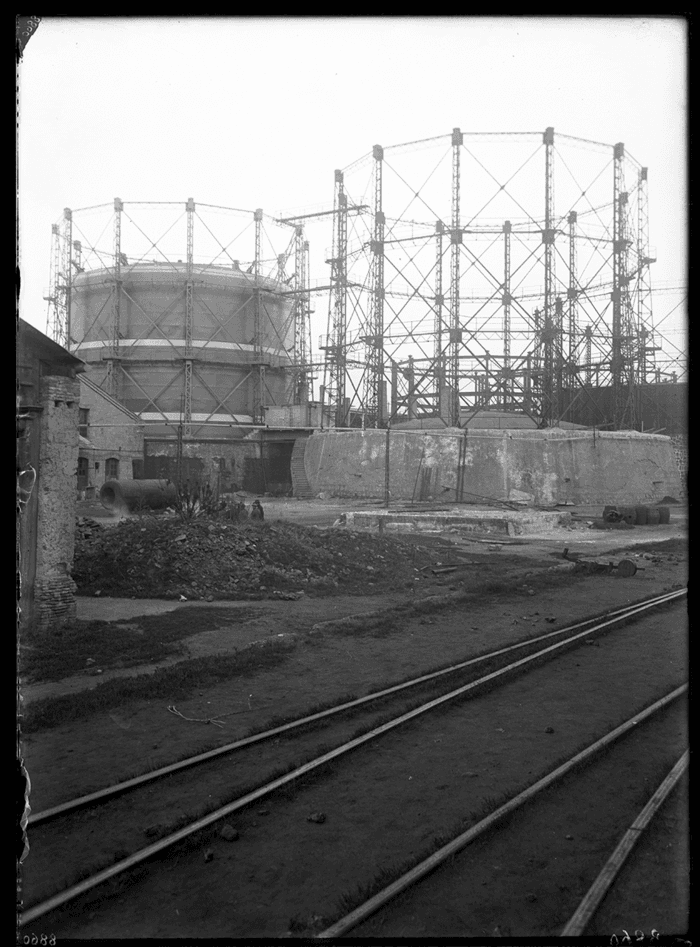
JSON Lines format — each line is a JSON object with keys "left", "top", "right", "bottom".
{"left": 18, "top": 500, "right": 688, "bottom": 938}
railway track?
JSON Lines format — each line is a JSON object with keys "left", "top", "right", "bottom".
{"left": 321, "top": 696, "right": 688, "bottom": 939}
{"left": 20, "top": 588, "right": 687, "bottom": 935}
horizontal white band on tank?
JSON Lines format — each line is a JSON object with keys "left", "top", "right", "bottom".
{"left": 138, "top": 412, "right": 255, "bottom": 423}
{"left": 74, "top": 339, "right": 292, "bottom": 357}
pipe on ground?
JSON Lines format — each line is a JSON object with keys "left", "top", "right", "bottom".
{"left": 100, "top": 479, "right": 177, "bottom": 512}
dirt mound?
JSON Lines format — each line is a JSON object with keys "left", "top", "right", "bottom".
{"left": 73, "top": 516, "right": 420, "bottom": 600}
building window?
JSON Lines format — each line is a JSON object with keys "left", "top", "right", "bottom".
{"left": 77, "top": 456, "right": 89, "bottom": 489}
{"left": 105, "top": 457, "right": 120, "bottom": 480}
{"left": 79, "top": 408, "right": 90, "bottom": 438}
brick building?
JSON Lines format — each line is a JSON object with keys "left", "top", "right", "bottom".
{"left": 78, "top": 375, "right": 144, "bottom": 498}
{"left": 17, "top": 320, "right": 85, "bottom": 631}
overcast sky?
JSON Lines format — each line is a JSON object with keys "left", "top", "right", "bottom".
{"left": 18, "top": 16, "right": 687, "bottom": 374}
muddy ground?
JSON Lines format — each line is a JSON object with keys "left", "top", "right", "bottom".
{"left": 18, "top": 499, "right": 689, "bottom": 938}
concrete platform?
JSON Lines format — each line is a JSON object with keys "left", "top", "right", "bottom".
{"left": 341, "top": 508, "right": 573, "bottom": 536}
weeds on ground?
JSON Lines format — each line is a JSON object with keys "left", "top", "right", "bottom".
{"left": 22, "top": 637, "right": 297, "bottom": 732}
{"left": 172, "top": 480, "right": 226, "bottom": 521}
{"left": 18, "top": 606, "right": 259, "bottom": 683}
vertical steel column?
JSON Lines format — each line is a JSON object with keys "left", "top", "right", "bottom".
{"left": 483, "top": 352, "right": 491, "bottom": 407}
{"left": 542, "top": 127, "right": 555, "bottom": 425}
{"left": 612, "top": 143, "right": 635, "bottom": 427}
{"left": 434, "top": 220, "right": 445, "bottom": 415}
{"left": 45, "top": 223, "right": 61, "bottom": 341}
{"left": 63, "top": 208, "right": 73, "bottom": 351}
{"left": 293, "top": 226, "right": 309, "bottom": 402}
{"left": 252, "top": 207, "right": 264, "bottom": 424}
{"left": 567, "top": 211, "right": 578, "bottom": 389}
{"left": 329, "top": 171, "right": 348, "bottom": 427}
{"left": 611, "top": 143, "right": 624, "bottom": 422}
{"left": 303, "top": 239, "right": 311, "bottom": 398}
{"left": 502, "top": 220, "right": 512, "bottom": 409}
{"left": 554, "top": 296, "right": 564, "bottom": 419}
{"left": 365, "top": 144, "right": 385, "bottom": 426}
{"left": 108, "top": 199, "right": 122, "bottom": 398}
{"left": 532, "top": 306, "right": 543, "bottom": 415}
{"left": 449, "top": 127, "right": 463, "bottom": 427}
{"left": 184, "top": 197, "right": 195, "bottom": 434}
{"left": 636, "top": 167, "right": 655, "bottom": 384}
{"left": 584, "top": 326, "right": 593, "bottom": 385}
{"left": 406, "top": 355, "right": 417, "bottom": 419}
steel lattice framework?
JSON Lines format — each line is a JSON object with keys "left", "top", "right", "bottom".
{"left": 44, "top": 132, "right": 684, "bottom": 434}
{"left": 45, "top": 200, "right": 313, "bottom": 434}
{"left": 320, "top": 128, "right": 676, "bottom": 430}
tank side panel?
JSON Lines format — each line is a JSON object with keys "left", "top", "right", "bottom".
{"left": 71, "top": 266, "right": 295, "bottom": 418}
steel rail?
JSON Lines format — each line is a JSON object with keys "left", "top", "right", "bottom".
{"left": 561, "top": 749, "right": 689, "bottom": 936}
{"left": 20, "top": 591, "right": 686, "bottom": 926}
{"left": 317, "top": 686, "right": 687, "bottom": 938}
{"left": 28, "top": 589, "right": 684, "bottom": 827}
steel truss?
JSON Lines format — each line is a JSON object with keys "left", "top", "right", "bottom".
{"left": 321, "top": 128, "right": 670, "bottom": 430}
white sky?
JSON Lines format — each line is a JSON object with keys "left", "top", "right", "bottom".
{"left": 18, "top": 16, "right": 688, "bottom": 376}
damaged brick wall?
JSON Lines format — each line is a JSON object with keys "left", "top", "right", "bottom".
{"left": 144, "top": 439, "right": 260, "bottom": 493}
{"left": 35, "top": 375, "right": 80, "bottom": 630}
{"left": 143, "top": 438, "right": 295, "bottom": 495}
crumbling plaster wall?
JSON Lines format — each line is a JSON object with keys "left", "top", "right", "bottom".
{"left": 303, "top": 428, "right": 682, "bottom": 506}
{"left": 144, "top": 439, "right": 260, "bottom": 493}
{"left": 670, "top": 435, "right": 688, "bottom": 499}
{"left": 35, "top": 375, "right": 80, "bottom": 630}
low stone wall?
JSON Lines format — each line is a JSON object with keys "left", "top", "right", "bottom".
{"left": 303, "top": 428, "right": 683, "bottom": 507}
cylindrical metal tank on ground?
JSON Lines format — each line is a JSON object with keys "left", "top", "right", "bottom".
{"left": 100, "top": 479, "right": 177, "bottom": 512}
{"left": 71, "top": 261, "right": 295, "bottom": 425}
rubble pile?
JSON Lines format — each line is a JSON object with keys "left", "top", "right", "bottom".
{"left": 75, "top": 517, "right": 105, "bottom": 544}
{"left": 73, "top": 516, "right": 419, "bottom": 600}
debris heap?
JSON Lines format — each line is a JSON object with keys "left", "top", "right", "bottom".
{"left": 73, "top": 516, "right": 419, "bottom": 600}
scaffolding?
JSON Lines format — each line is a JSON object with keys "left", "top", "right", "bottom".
{"left": 319, "top": 128, "right": 681, "bottom": 431}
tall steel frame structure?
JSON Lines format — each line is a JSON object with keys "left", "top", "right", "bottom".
{"left": 321, "top": 127, "right": 667, "bottom": 430}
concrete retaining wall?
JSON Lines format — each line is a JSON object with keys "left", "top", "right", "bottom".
{"left": 303, "top": 428, "right": 682, "bottom": 506}
{"left": 671, "top": 435, "right": 688, "bottom": 499}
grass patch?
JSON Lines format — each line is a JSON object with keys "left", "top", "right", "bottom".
{"left": 607, "top": 537, "right": 687, "bottom": 557}
{"left": 21, "top": 637, "right": 297, "bottom": 733}
{"left": 18, "top": 606, "right": 261, "bottom": 683}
